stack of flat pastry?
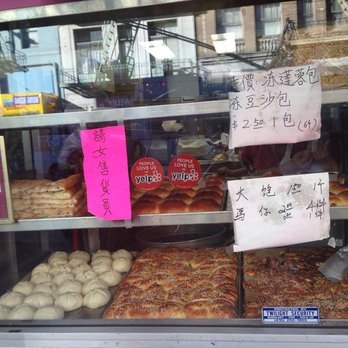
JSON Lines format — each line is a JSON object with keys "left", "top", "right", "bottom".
{"left": 11, "top": 173, "right": 87, "bottom": 219}
{"left": 103, "top": 247, "right": 238, "bottom": 319}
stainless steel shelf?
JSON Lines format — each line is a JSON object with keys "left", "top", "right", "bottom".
{"left": 1, "top": 322, "right": 348, "bottom": 348}
{"left": 330, "top": 207, "right": 348, "bottom": 220}
{"left": 0, "top": 100, "right": 228, "bottom": 130}
{"left": 0, "top": 211, "right": 234, "bottom": 232}
{"left": 0, "top": 90, "right": 345, "bottom": 131}
{"left": 322, "top": 89, "right": 348, "bottom": 104}
{"left": 0, "top": 208, "right": 346, "bottom": 232}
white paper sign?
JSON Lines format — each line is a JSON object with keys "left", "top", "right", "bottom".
{"left": 228, "top": 64, "right": 322, "bottom": 148}
{"left": 228, "top": 172, "right": 330, "bottom": 252}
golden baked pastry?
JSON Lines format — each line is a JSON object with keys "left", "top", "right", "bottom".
{"left": 132, "top": 200, "right": 160, "bottom": 215}
{"left": 189, "top": 199, "right": 220, "bottom": 212}
{"left": 159, "top": 200, "right": 190, "bottom": 213}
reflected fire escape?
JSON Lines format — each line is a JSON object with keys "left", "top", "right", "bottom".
{"left": 60, "top": 19, "right": 267, "bottom": 99}
{"left": 0, "top": 32, "right": 27, "bottom": 76}
{"left": 60, "top": 21, "right": 141, "bottom": 98}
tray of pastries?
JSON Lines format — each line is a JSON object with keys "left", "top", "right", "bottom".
{"left": 131, "top": 174, "right": 226, "bottom": 215}
{"left": 104, "top": 247, "right": 239, "bottom": 319}
{"left": 243, "top": 247, "right": 348, "bottom": 319}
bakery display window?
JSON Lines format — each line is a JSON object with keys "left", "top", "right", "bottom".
{"left": 0, "top": 0, "right": 347, "bottom": 346}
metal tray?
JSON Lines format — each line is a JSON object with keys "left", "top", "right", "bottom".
{"left": 135, "top": 224, "right": 228, "bottom": 249}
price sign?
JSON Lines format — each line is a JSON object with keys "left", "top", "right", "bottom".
{"left": 81, "top": 126, "right": 131, "bottom": 221}
{"left": 0, "top": 136, "right": 14, "bottom": 224}
{"left": 228, "top": 64, "right": 321, "bottom": 148}
{"left": 130, "top": 157, "right": 164, "bottom": 191}
{"left": 228, "top": 172, "right": 330, "bottom": 252}
{"left": 168, "top": 154, "right": 201, "bottom": 188}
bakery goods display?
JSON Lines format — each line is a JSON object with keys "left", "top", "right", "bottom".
{"left": 243, "top": 247, "right": 348, "bottom": 319}
{"left": 10, "top": 173, "right": 87, "bottom": 219}
{"left": 131, "top": 175, "right": 225, "bottom": 214}
{"left": 1, "top": 248, "right": 134, "bottom": 320}
{"left": 103, "top": 247, "right": 238, "bottom": 319}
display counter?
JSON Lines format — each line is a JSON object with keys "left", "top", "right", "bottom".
{"left": 0, "top": 0, "right": 348, "bottom": 346}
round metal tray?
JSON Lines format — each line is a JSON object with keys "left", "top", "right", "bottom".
{"left": 135, "top": 224, "right": 227, "bottom": 249}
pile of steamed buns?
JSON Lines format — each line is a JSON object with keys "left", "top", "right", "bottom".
{"left": 0, "top": 249, "right": 133, "bottom": 320}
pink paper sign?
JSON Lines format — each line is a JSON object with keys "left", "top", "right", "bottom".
{"left": 81, "top": 126, "right": 131, "bottom": 221}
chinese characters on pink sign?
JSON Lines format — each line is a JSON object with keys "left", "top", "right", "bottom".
{"left": 228, "top": 173, "right": 330, "bottom": 252}
{"left": 81, "top": 126, "right": 131, "bottom": 221}
{"left": 228, "top": 64, "right": 322, "bottom": 148}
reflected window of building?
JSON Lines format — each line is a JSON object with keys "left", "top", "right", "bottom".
{"left": 74, "top": 27, "right": 102, "bottom": 79}
{"left": 116, "top": 24, "right": 137, "bottom": 79}
{"left": 147, "top": 19, "right": 178, "bottom": 77}
{"left": 118, "top": 24, "right": 133, "bottom": 65}
{"left": 216, "top": 8, "right": 243, "bottom": 39}
{"left": 256, "top": 3, "right": 281, "bottom": 37}
{"left": 327, "top": 0, "right": 346, "bottom": 24}
{"left": 297, "top": 0, "right": 314, "bottom": 27}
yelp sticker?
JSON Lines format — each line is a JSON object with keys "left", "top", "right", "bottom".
{"left": 130, "top": 157, "right": 164, "bottom": 191}
{"left": 168, "top": 154, "right": 201, "bottom": 188}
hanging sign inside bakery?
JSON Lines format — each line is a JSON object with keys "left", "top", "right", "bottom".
{"left": 228, "top": 64, "right": 321, "bottom": 148}
{"left": 81, "top": 126, "right": 131, "bottom": 221}
{"left": 228, "top": 172, "right": 330, "bottom": 252}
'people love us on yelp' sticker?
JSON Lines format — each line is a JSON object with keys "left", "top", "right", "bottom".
{"left": 130, "top": 157, "right": 164, "bottom": 191}
{"left": 168, "top": 154, "right": 202, "bottom": 188}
